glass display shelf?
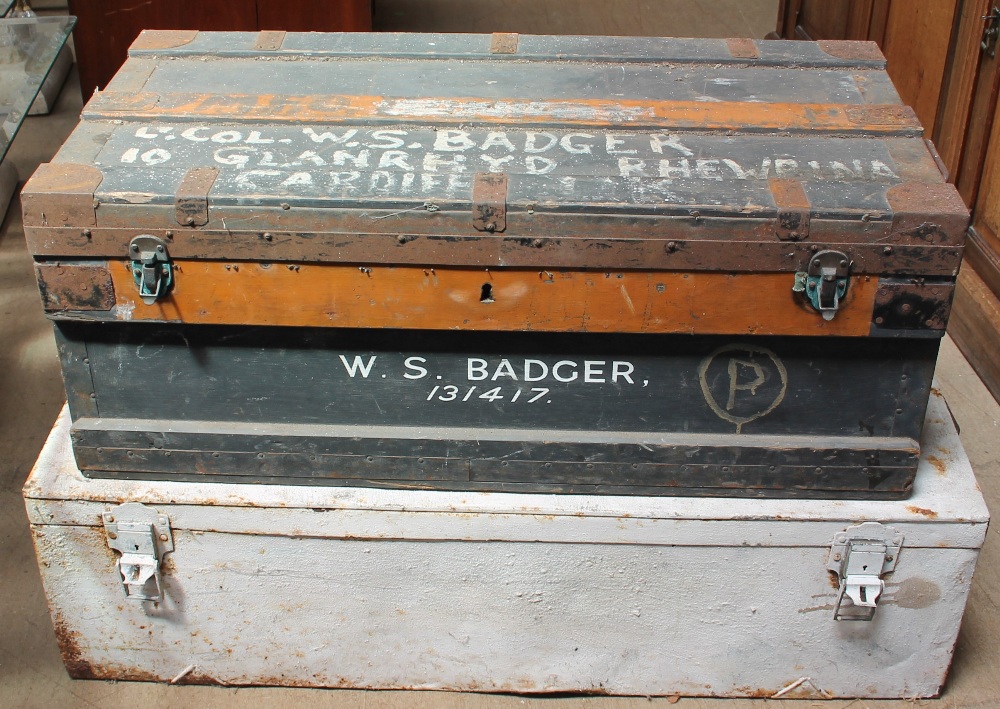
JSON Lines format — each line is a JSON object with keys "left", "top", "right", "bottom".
{"left": 0, "top": 15, "right": 74, "bottom": 214}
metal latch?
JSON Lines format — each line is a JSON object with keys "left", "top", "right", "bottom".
{"left": 128, "top": 235, "right": 173, "bottom": 305}
{"left": 983, "top": 6, "right": 1000, "bottom": 58}
{"left": 103, "top": 502, "right": 174, "bottom": 602}
{"left": 793, "top": 249, "right": 851, "bottom": 320}
{"left": 827, "top": 522, "right": 903, "bottom": 621}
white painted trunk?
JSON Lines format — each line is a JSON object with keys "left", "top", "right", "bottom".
{"left": 24, "top": 392, "right": 988, "bottom": 699}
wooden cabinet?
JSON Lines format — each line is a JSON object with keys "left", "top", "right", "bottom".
{"left": 775, "top": 0, "right": 1000, "bottom": 403}
{"left": 68, "top": 0, "right": 372, "bottom": 100}
{"left": 771, "top": 1, "right": 958, "bottom": 131}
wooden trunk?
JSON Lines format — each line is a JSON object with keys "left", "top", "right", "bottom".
{"left": 24, "top": 31, "right": 969, "bottom": 497}
{"left": 23, "top": 393, "right": 990, "bottom": 697}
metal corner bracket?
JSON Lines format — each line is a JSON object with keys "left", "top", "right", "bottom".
{"left": 102, "top": 502, "right": 174, "bottom": 602}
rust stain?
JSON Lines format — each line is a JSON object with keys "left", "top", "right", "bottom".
{"left": 926, "top": 454, "right": 947, "bottom": 476}
{"left": 906, "top": 505, "right": 939, "bottom": 519}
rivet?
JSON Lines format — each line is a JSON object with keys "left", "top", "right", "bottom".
{"left": 815, "top": 467, "right": 822, "bottom": 474}
{"left": 886, "top": 555, "right": 894, "bottom": 562}
{"left": 185, "top": 216, "right": 195, "bottom": 225}
{"left": 90, "top": 392, "right": 97, "bottom": 399}
{"left": 667, "top": 241, "right": 677, "bottom": 251}
{"left": 840, "top": 260, "right": 848, "bottom": 268}
{"left": 165, "top": 231, "right": 173, "bottom": 240}
{"left": 900, "top": 303, "right": 912, "bottom": 314}
{"left": 105, "top": 515, "right": 114, "bottom": 523}
{"left": 131, "top": 244, "right": 139, "bottom": 252}
{"left": 397, "top": 235, "right": 407, "bottom": 244}
{"left": 262, "top": 232, "right": 272, "bottom": 241}
{"left": 418, "top": 458, "right": 425, "bottom": 464}
{"left": 862, "top": 467, "right": 869, "bottom": 474}
{"left": 810, "top": 244, "right": 819, "bottom": 252}
{"left": 366, "top": 456, "right": 374, "bottom": 462}
{"left": 156, "top": 245, "right": 164, "bottom": 253}
{"left": 875, "top": 316, "right": 884, "bottom": 324}
{"left": 281, "top": 203, "right": 290, "bottom": 210}
{"left": 883, "top": 246, "right": 893, "bottom": 255}
{"left": 107, "top": 531, "right": 117, "bottom": 539}
{"left": 532, "top": 238, "right": 543, "bottom": 248}
{"left": 82, "top": 228, "right": 92, "bottom": 238}
{"left": 257, "top": 453, "right": 264, "bottom": 459}
{"left": 485, "top": 223, "right": 496, "bottom": 232}
{"left": 833, "top": 553, "right": 841, "bottom": 562}
{"left": 896, "top": 408, "right": 903, "bottom": 415}
{"left": 925, "top": 319, "right": 934, "bottom": 327}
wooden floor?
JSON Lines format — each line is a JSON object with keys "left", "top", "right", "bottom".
{"left": 2, "top": 2, "right": 999, "bottom": 708}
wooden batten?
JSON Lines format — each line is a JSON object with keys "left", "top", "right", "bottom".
{"left": 104, "top": 262, "right": 880, "bottom": 336}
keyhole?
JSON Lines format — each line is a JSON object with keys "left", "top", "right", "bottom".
{"left": 480, "top": 283, "right": 494, "bottom": 303}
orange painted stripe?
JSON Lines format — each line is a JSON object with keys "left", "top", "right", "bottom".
{"left": 109, "top": 261, "right": 877, "bottom": 336}
{"left": 86, "top": 92, "right": 921, "bottom": 134}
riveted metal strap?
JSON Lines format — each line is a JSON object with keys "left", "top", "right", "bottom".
{"left": 472, "top": 172, "right": 508, "bottom": 232}
{"left": 175, "top": 166, "right": 219, "bottom": 227}
{"left": 490, "top": 32, "right": 519, "bottom": 54}
{"left": 726, "top": 38, "right": 760, "bottom": 60}
{"left": 254, "top": 30, "right": 286, "bottom": 51}
{"left": 770, "top": 178, "right": 811, "bottom": 241}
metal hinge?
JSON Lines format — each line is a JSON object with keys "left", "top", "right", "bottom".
{"left": 793, "top": 249, "right": 851, "bottom": 320}
{"left": 827, "top": 522, "right": 903, "bottom": 621}
{"left": 102, "top": 502, "right": 174, "bottom": 602}
{"left": 128, "top": 235, "right": 173, "bottom": 305}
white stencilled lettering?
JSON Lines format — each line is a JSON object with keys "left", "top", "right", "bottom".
{"left": 339, "top": 355, "right": 377, "bottom": 378}
{"left": 552, "top": 360, "right": 578, "bottom": 382}
{"left": 606, "top": 134, "right": 637, "bottom": 155}
{"left": 612, "top": 361, "right": 635, "bottom": 384}
{"left": 433, "top": 129, "right": 476, "bottom": 152}
{"left": 366, "top": 129, "right": 408, "bottom": 149}
{"left": 403, "top": 357, "right": 428, "bottom": 379}
{"left": 303, "top": 127, "right": 359, "bottom": 144}
{"left": 524, "top": 131, "right": 558, "bottom": 153}
{"left": 523, "top": 359, "right": 549, "bottom": 381}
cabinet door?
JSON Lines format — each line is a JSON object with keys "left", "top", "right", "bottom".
{"left": 258, "top": 0, "right": 372, "bottom": 31}
{"left": 773, "top": 0, "right": 882, "bottom": 41}
{"left": 68, "top": 0, "right": 258, "bottom": 99}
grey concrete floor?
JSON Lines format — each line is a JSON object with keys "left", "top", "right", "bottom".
{"left": 1, "top": 1, "right": 999, "bottom": 707}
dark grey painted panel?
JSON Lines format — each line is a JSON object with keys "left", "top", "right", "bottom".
{"left": 93, "top": 124, "right": 902, "bottom": 213}
{"left": 58, "top": 323, "right": 936, "bottom": 440}
{"left": 131, "top": 33, "right": 884, "bottom": 70}
{"left": 140, "top": 59, "right": 874, "bottom": 105}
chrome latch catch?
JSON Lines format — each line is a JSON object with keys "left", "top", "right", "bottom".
{"left": 828, "top": 522, "right": 903, "bottom": 621}
{"left": 103, "top": 502, "right": 174, "bottom": 602}
{"left": 793, "top": 249, "right": 851, "bottom": 320}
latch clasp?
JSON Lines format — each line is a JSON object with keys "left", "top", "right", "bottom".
{"left": 103, "top": 502, "right": 174, "bottom": 602}
{"left": 793, "top": 249, "right": 851, "bottom": 320}
{"left": 828, "top": 522, "right": 903, "bottom": 621}
{"left": 128, "top": 235, "right": 173, "bottom": 305}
